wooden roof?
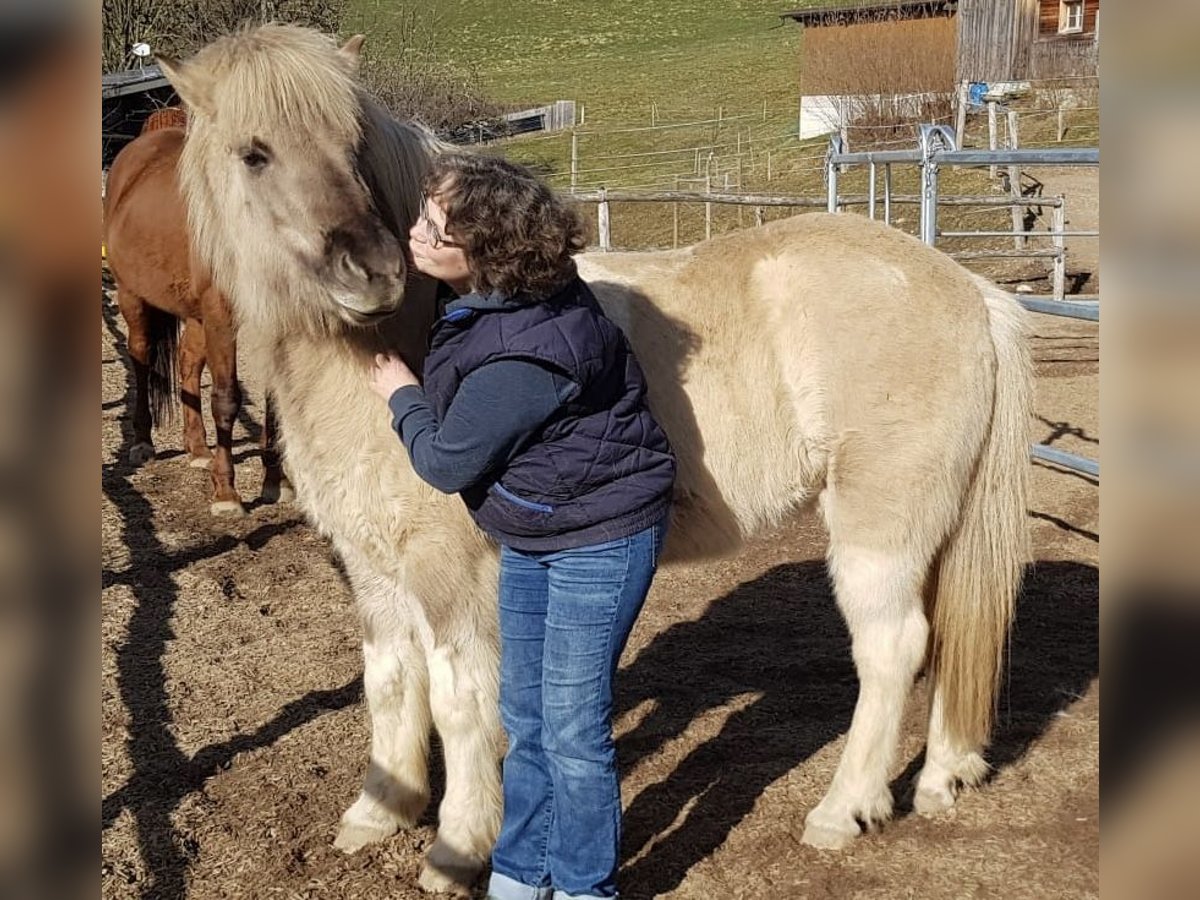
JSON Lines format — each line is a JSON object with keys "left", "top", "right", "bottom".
{"left": 780, "top": 0, "right": 957, "bottom": 27}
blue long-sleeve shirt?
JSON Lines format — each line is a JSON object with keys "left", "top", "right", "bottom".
{"left": 388, "top": 359, "right": 578, "bottom": 495}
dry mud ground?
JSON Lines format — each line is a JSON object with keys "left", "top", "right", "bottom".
{"left": 102, "top": 291, "right": 1099, "bottom": 900}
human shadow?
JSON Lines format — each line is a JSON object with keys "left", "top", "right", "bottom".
{"left": 615, "top": 559, "right": 1098, "bottom": 898}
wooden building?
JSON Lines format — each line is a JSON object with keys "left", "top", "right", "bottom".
{"left": 956, "top": 0, "right": 1100, "bottom": 82}
{"left": 782, "top": 1, "right": 1100, "bottom": 87}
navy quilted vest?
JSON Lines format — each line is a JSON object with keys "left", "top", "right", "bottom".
{"left": 422, "top": 277, "right": 675, "bottom": 551}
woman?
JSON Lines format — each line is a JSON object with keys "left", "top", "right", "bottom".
{"left": 368, "top": 153, "right": 675, "bottom": 900}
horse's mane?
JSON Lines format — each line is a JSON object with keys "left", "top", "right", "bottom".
{"left": 357, "top": 97, "right": 451, "bottom": 240}
{"left": 199, "top": 24, "right": 362, "bottom": 142}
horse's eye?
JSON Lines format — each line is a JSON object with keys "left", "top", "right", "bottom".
{"left": 241, "top": 148, "right": 269, "bottom": 170}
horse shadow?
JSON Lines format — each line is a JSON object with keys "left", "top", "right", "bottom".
{"left": 612, "top": 558, "right": 1097, "bottom": 898}
{"left": 101, "top": 294, "right": 356, "bottom": 900}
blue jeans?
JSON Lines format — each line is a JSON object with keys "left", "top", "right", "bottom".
{"left": 486, "top": 516, "right": 668, "bottom": 900}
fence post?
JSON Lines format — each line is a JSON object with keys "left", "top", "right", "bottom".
{"left": 1052, "top": 196, "right": 1066, "bottom": 300}
{"left": 987, "top": 99, "right": 999, "bottom": 178}
{"left": 954, "top": 80, "right": 969, "bottom": 148}
{"left": 917, "top": 126, "right": 948, "bottom": 246}
{"left": 570, "top": 132, "right": 578, "bottom": 194}
{"left": 672, "top": 175, "right": 680, "bottom": 248}
{"left": 868, "top": 160, "right": 877, "bottom": 220}
{"left": 1007, "top": 109, "right": 1024, "bottom": 249}
{"left": 705, "top": 175, "right": 713, "bottom": 240}
{"left": 826, "top": 135, "right": 839, "bottom": 213}
{"left": 767, "top": 151, "right": 773, "bottom": 182}
{"left": 1057, "top": 107, "right": 1066, "bottom": 142}
{"left": 884, "top": 163, "right": 892, "bottom": 224}
{"left": 598, "top": 187, "right": 611, "bottom": 252}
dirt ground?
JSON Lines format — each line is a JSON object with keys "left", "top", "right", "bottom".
{"left": 101, "top": 278, "right": 1099, "bottom": 899}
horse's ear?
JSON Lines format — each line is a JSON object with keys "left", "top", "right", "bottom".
{"left": 339, "top": 34, "right": 367, "bottom": 70}
{"left": 157, "top": 55, "right": 213, "bottom": 115}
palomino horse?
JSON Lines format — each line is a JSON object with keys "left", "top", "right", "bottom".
{"left": 159, "top": 25, "right": 1031, "bottom": 895}
{"left": 103, "top": 108, "right": 291, "bottom": 514}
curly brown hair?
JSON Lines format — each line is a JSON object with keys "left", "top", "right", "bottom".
{"left": 423, "top": 153, "right": 588, "bottom": 300}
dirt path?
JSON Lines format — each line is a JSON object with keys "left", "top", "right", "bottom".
{"left": 102, "top": 290, "right": 1098, "bottom": 899}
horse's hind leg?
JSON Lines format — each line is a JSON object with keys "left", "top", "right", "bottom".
{"left": 115, "top": 287, "right": 155, "bottom": 465}
{"left": 802, "top": 452, "right": 941, "bottom": 849}
{"left": 420, "top": 627, "right": 502, "bottom": 896}
{"left": 200, "top": 290, "right": 244, "bottom": 516}
{"left": 336, "top": 567, "right": 433, "bottom": 852}
{"left": 179, "top": 317, "right": 213, "bottom": 468}
{"left": 912, "top": 683, "right": 989, "bottom": 815}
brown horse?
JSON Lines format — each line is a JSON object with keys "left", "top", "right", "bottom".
{"left": 103, "top": 114, "right": 291, "bottom": 514}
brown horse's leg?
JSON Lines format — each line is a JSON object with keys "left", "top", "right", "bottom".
{"left": 179, "top": 317, "right": 213, "bottom": 467}
{"left": 200, "top": 294, "right": 245, "bottom": 516}
{"left": 116, "top": 287, "right": 156, "bottom": 465}
{"left": 259, "top": 393, "right": 294, "bottom": 503}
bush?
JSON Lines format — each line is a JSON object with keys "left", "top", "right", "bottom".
{"left": 102, "top": 0, "right": 506, "bottom": 138}
{"left": 801, "top": 17, "right": 956, "bottom": 146}
{"left": 102, "top": 0, "right": 344, "bottom": 72}
{"left": 345, "top": 7, "right": 509, "bottom": 137}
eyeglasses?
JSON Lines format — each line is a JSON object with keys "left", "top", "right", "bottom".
{"left": 417, "top": 197, "right": 460, "bottom": 249}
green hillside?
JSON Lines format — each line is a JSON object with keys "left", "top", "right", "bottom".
{"left": 345, "top": 0, "right": 811, "bottom": 123}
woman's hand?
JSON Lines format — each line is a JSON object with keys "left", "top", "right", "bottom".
{"left": 369, "top": 352, "right": 419, "bottom": 400}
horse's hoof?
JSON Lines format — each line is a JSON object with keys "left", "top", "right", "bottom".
{"left": 129, "top": 443, "right": 155, "bottom": 466}
{"left": 333, "top": 819, "right": 399, "bottom": 854}
{"left": 210, "top": 499, "right": 247, "bottom": 517}
{"left": 261, "top": 480, "right": 295, "bottom": 504}
{"left": 188, "top": 454, "right": 214, "bottom": 469}
{"left": 800, "top": 817, "right": 860, "bottom": 850}
{"left": 914, "top": 785, "right": 957, "bottom": 816}
{"left": 417, "top": 861, "right": 475, "bottom": 897}
{"left": 334, "top": 794, "right": 406, "bottom": 853}
{"left": 420, "top": 837, "right": 485, "bottom": 895}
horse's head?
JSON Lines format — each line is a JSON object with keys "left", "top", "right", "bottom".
{"left": 159, "top": 25, "right": 415, "bottom": 330}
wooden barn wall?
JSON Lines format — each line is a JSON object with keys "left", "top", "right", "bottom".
{"left": 957, "top": 0, "right": 1099, "bottom": 82}
{"left": 1038, "top": 0, "right": 1100, "bottom": 36}
{"left": 1033, "top": 0, "right": 1100, "bottom": 78}
{"left": 1031, "top": 35, "right": 1099, "bottom": 78}
{"left": 957, "top": 0, "right": 1019, "bottom": 82}
{"left": 801, "top": 17, "right": 957, "bottom": 95}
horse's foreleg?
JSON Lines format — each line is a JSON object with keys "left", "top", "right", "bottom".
{"left": 420, "top": 633, "right": 502, "bottom": 897}
{"left": 259, "top": 393, "right": 294, "bottom": 503}
{"left": 802, "top": 544, "right": 928, "bottom": 849}
{"left": 179, "top": 317, "right": 212, "bottom": 467}
{"left": 200, "top": 305, "right": 244, "bottom": 516}
{"left": 335, "top": 622, "right": 433, "bottom": 853}
{"left": 116, "top": 288, "right": 155, "bottom": 465}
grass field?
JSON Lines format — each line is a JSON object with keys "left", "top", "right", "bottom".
{"left": 346, "top": 0, "right": 813, "bottom": 122}
{"left": 343, "top": 0, "right": 1097, "bottom": 256}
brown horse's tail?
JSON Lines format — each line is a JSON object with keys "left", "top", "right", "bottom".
{"left": 930, "top": 279, "right": 1033, "bottom": 752}
{"left": 146, "top": 306, "right": 180, "bottom": 429}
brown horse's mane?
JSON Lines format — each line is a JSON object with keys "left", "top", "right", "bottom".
{"left": 140, "top": 106, "right": 187, "bottom": 134}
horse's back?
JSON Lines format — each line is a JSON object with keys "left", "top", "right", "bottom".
{"left": 104, "top": 129, "right": 195, "bottom": 314}
{"left": 578, "top": 212, "right": 1007, "bottom": 555}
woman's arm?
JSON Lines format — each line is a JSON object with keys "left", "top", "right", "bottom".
{"left": 388, "top": 359, "right": 576, "bottom": 494}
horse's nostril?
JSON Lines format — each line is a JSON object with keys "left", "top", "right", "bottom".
{"left": 339, "top": 252, "right": 367, "bottom": 282}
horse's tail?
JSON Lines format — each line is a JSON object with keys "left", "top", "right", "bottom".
{"left": 146, "top": 306, "right": 180, "bottom": 429}
{"left": 930, "top": 279, "right": 1032, "bottom": 751}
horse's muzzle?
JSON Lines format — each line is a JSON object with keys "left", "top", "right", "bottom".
{"left": 325, "top": 224, "right": 407, "bottom": 320}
